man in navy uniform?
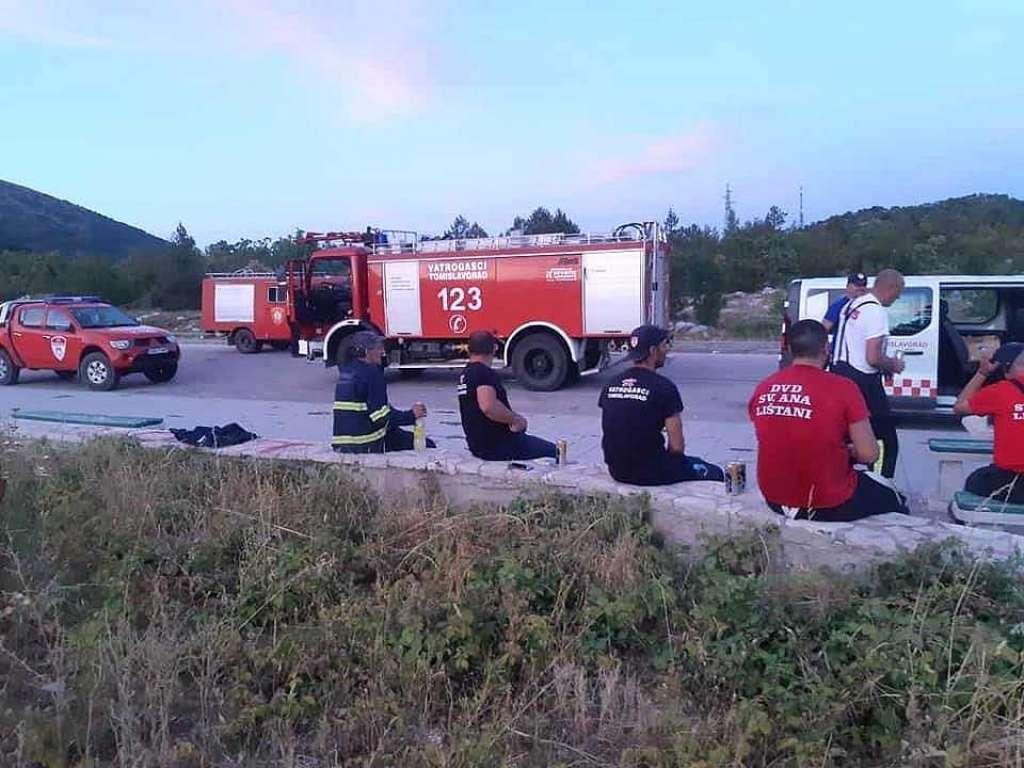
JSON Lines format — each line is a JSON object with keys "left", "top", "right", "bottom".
{"left": 599, "top": 325, "right": 724, "bottom": 486}
{"left": 332, "top": 331, "right": 435, "bottom": 453}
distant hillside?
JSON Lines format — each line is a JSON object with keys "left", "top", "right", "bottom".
{"left": 0, "top": 179, "right": 168, "bottom": 259}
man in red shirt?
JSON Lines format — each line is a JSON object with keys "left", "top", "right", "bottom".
{"left": 749, "top": 319, "right": 909, "bottom": 521}
{"left": 952, "top": 344, "right": 1024, "bottom": 503}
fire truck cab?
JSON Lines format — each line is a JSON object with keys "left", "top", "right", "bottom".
{"left": 287, "top": 223, "right": 669, "bottom": 390}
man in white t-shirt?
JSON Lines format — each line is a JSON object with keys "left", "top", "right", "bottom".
{"left": 830, "top": 269, "right": 905, "bottom": 478}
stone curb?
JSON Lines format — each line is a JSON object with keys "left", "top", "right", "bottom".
{"left": 7, "top": 422, "right": 1024, "bottom": 571}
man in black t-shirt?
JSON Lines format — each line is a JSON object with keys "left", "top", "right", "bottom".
{"left": 599, "top": 325, "right": 724, "bottom": 486}
{"left": 458, "top": 331, "right": 558, "bottom": 461}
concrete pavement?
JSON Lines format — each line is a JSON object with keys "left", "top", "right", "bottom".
{"left": 1, "top": 343, "right": 977, "bottom": 517}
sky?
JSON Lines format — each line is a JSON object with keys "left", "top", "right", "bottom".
{"left": 1, "top": 0, "right": 1022, "bottom": 246}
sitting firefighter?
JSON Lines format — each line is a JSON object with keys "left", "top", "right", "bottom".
{"left": 332, "top": 331, "right": 436, "bottom": 453}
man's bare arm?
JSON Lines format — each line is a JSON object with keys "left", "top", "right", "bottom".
{"left": 865, "top": 337, "right": 904, "bottom": 373}
{"left": 476, "top": 386, "right": 517, "bottom": 424}
{"left": 664, "top": 413, "right": 685, "bottom": 454}
{"left": 848, "top": 419, "right": 880, "bottom": 465}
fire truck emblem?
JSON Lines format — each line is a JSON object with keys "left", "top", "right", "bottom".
{"left": 271, "top": 308, "right": 285, "bottom": 325}
{"left": 449, "top": 315, "right": 468, "bottom": 334}
{"left": 50, "top": 336, "right": 67, "bottom": 361}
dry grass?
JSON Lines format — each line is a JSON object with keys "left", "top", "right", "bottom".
{"left": 2, "top": 435, "right": 1024, "bottom": 766}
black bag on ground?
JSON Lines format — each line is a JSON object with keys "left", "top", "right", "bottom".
{"left": 170, "top": 423, "right": 259, "bottom": 448}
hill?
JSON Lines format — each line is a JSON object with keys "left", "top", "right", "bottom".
{"left": 668, "top": 193, "right": 1024, "bottom": 322}
{"left": 0, "top": 179, "right": 168, "bottom": 259}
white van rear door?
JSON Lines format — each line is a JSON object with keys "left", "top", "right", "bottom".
{"left": 885, "top": 279, "right": 939, "bottom": 404}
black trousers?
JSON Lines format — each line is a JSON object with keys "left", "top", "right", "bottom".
{"left": 768, "top": 471, "right": 909, "bottom": 522}
{"left": 334, "top": 424, "right": 437, "bottom": 454}
{"left": 965, "top": 464, "right": 1024, "bottom": 503}
{"left": 610, "top": 454, "right": 725, "bottom": 487}
{"left": 833, "top": 363, "right": 899, "bottom": 479}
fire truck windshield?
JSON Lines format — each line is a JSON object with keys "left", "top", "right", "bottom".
{"left": 71, "top": 306, "right": 140, "bottom": 328}
{"left": 310, "top": 259, "right": 351, "bottom": 278}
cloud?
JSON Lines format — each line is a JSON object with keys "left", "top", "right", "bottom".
{"left": 215, "top": 0, "right": 435, "bottom": 117}
{"left": 0, "top": 0, "right": 437, "bottom": 118}
{"left": 0, "top": 0, "right": 108, "bottom": 47}
{"left": 584, "top": 123, "right": 720, "bottom": 186}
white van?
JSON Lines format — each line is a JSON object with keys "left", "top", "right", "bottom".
{"left": 782, "top": 275, "right": 1024, "bottom": 414}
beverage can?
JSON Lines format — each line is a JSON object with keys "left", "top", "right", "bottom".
{"left": 556, "top": 439, "right": 568, "bottom": 466}
{"left": 725, "top": 462, "right": 746, "bottom": 495}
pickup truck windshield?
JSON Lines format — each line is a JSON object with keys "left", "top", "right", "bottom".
{"left": 70, "top": 306, "right": 140, "bottom": 328}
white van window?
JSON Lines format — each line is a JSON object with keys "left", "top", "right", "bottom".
{"left": 889, "top": 287, "right": 933, "bottom": 337}
{"left": 942, "top": 288, "right": 999, "bottom": 324}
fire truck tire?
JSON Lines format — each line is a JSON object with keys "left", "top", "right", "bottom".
{"left": 0, "top": 348, "right": 20, "bottom": 385}
{"left": 80, "top": 352, "right": 120, "bottom": 391}
{"left": 144, "top": 363, "right": 178, "bottom": 384}
{"left": 233, "top": 329, "right": 262, "bottom": 354}
{"left": 511, "top": 333, "right": 570, "bottom": 391}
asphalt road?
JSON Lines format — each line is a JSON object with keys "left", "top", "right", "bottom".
{"left": 8, "top": 343, "right": 773, "bottom": 424}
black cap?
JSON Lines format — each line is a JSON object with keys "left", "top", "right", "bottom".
{"left": 628, "top": 324, "right": 670, "bottom": 361}
{"left": 847, "top": 272, "right": 868, "bottom": 287}
{"left": 348, "top": 331, "right": 384, "bottom": 358}
{"left": 994, "top": 342, "right": 1024, "bottom": 367}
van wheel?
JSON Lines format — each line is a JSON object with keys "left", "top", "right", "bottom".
{"left": 144, "top": 363, "right": 178, "bottom": 384}
{"left": 512, "top": 333, "right": 570, "bottom": 391}
{"left": 234, "top": 329, "right": 262, "bottom": 354}
{"left": 80, "top": 352, "right": 120, "bottom": 391}
{"left": 0, "top": 349, "right": 20, "bottom": 385}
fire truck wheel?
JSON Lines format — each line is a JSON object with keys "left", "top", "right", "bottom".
{"left": 233, "top": 329, "right": 262, "bottom": 354}
{"left": 80, "top": 352, "right": 120, "bottom": 391}
{"left": 0, "top": 348, "right": 20, "bottom": 385}
{"left": 512, "top": 333, "right": 570, "bottom": 391}
{"left": 144, "top": 363, "right": 178, "bottom": 384}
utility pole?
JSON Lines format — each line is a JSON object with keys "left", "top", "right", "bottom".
{"left": 799, "top": 185, "right": 805, "bottom": 228}
{"left": 723, "top": 183, "right": 738, "bottom": 234}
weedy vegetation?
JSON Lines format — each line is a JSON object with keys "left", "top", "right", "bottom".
{"left": 2, "top": 435, "right": 1024, "bottom": 766}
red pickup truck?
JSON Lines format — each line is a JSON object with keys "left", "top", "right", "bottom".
{"left": 0, "top": 296, "right": 180, "bottom": 391}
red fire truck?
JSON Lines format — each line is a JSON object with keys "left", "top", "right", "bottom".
{"left": 201, "top": 271, "right": 293, "bottom": 353}
{"left": 202, "top": 223, "right": 669, "bottom": 390}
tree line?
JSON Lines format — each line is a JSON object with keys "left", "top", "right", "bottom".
{"left": 2, "top": 196, "right": 1022, "bottom": 318}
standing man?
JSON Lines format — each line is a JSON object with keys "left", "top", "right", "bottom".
{"left": 457, "top": 330, "right": 558, "bottom": 461}
{"left": 332, "top": 331, "right": 435, "bottom": 453}
{"left": 599, "top": 325, "right": 724, "bottom": 486}
{"left": 750, "top": 320, "right": 908, "bottom": 521}
{"left": 952, "top": 344, "right": 1024, "bottom": 503}
{"left": 830, "top": 269, "right": 905, "bottom": 478}
{"left": 822, "top": 272, "right": 868, "bottom": 332}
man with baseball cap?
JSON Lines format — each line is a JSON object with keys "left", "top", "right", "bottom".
{"left": 332, "top": 331, "right": 435, "bottom": 453}
{"left": 598, "top": 325, "right": 724, "bottom": 486}
{"left": 457, "top": 330, "right": 558, "bottom": 461}
{"left": 822, "top": 272, "right": 868, "bottom": 332}
{"left": 953, "top": 343, "right": 1024, "bottom": 503}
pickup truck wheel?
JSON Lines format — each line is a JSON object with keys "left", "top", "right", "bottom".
{"left": 234, "top": 329, "right": 262, "bottom": 354}
{"left": 144, "top": 362, "right": 178, "bottom": 384}
{"left": 512, "top": 333, "right": 570, "bottom": 391}
{"left": 80, "top": 352, "right": 120, "bottom": 391}
{"left": 0, "top": 349, "right": 20, "bottom": 385}
{"left": 55, "top": 370, "right": 77, "bottom": 381}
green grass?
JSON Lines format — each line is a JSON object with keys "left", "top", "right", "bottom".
{"left": 3, "top": 435, "right": 1024, "bottom": 766}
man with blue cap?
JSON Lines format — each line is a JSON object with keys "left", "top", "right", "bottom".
{"left": 598, "top": 325, "right": 724, "bottom": 486}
